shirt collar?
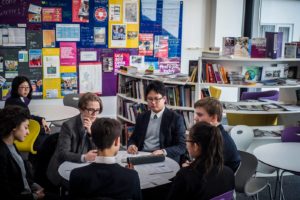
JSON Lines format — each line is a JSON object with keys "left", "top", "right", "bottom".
{"left": 151, "top": 107, "right": 165, "bottom": 119}
{"left": 94, "top": 156, "right": 117, "bottom": 164}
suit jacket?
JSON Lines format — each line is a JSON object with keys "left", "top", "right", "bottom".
{"left": 0, "top": 140, "right": 35, "bottom": 200}
{"left": 69, "top": 163, "right": 142, "bottom": 200}
{"left": 47, "top": 114, "right": 96, "bottom": 186}
{"left": 219, "top": 125, "right": 241, "bottom": 172}
{"left": 5, "top": 97, "right": 43, "bottom": 124}
{"left": 167, "top": 164, "right": 234, "bottom": 200}
{"left": 128, "top": 108, "right": 186, "bottom": 162}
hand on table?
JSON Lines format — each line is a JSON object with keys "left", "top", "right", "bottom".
{"left": 84, "top": 150, "right": 97, "bottom": 162}
{"left": 127, "top": 145, "right": 138, "bottom": 154}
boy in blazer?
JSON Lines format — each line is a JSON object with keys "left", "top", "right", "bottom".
{"left": 127, "top": 81, "right": 186, "bottom": 163}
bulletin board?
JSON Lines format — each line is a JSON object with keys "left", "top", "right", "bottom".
{"left": 0, "top": 0, "right": 183, "bottom": 99}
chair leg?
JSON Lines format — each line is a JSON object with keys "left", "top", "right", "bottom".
{"left": 274, "top": 169, "right": 280, "bottom": 199}
{"left": 279, "top": 170, "right": 286, "bottom": 200}
{"left": 267, "top": 183, "right": 273, "bottom": 200}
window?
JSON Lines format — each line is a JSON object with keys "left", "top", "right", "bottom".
{"left": 260, "top": 24, "right": 293, "bottom": 44}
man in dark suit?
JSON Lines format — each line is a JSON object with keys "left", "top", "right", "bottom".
{"left": 193, "top": 97, "right": 241, "bottom": 172}
{"left": 47, "top": 92, "right": 102, "bottom": 186}
{"left": 69, "top": 118, "right": 142, "bottom": 200}
{"left": 127, "top": 81, "right": 186, "bottom": 163}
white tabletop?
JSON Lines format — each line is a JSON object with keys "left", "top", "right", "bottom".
{"left": 29, "top": 104, "right": 79, "bottom": 122}
{"left": 253, "top": 143, "right": 300, "bottom": 173}
{"left": 58, "top": 151, "right": 180, "bottom": 189}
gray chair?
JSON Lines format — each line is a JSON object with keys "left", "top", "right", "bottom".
{"left": 235, "top": 151, "right": 272, "bottom": 200}
{"left": 50, "top": 94, "right": 80, "bottom": 127}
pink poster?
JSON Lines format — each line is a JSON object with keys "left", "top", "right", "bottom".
{"left": 154, "top": 35, "right": 169, "bottom": 58}
{"left": 72, "top": 0, "right": 89, "bottom": 23}
{"left": 114, "top": 53, "right": 130, "bottom": 70}
{"left": 60, "top": 42, "right": 77, "bottom": 66}
{"left": 159, "top": 57, "right": 181, "bottom": 73}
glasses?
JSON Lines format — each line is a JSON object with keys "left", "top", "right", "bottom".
{"left": 185, "top": 139, "right": 195, "bottom": 143}
{"left": 19, "top": 86, "right": 30, "bottom": 90}
{"left": 85, "top": 108, "right": 101, "bottom": 115}
{"left": 147, "top": 97, "right": 163, "bottom": 103}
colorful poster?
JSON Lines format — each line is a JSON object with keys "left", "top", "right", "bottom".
{"left": 130, "top": 55, "right": 145, "bottom": 71}
{"left": 94, "top": 27, "right": 106, "bottom": 45}
{"left": 114, "top": 53, "right": 130, "bottom": 70}
{"left": 43, "top": 30, "right": 55, "bottom": 47}
{"left": 4, "top": 60, "right": 18, "bottom": 78}
{"left": 139, "top": 33, "right": 153, "bottom": 56}
{"left": 158, "top": 57, "right": 180, "bottom": 73}
{"left": 61, "top": 73, "right": 78, "bottom": 96}
{"left": 111, "top": 24, "right": 126, "bottom": 47}
{"left": 79, "top": 62, "right": 102, "bottom": 94}
{"left": 42, "top": 8, "right": 62, "bottom": 22}
{"left": 29, "top": 49, "right": 42, "bottom": 68}
{"left": 124, "top": 0, "right": 138, "bottom": 24}
{"left": 72, "top": 0, "right": 89, "bottom": 23}
{"left": 28, "top": 13, "right": 41, "bottom": 22}
{"left": 56, "top": 24, "right": 80, "bottom": 42}
{"left": 43, "top": 55, "right": 60, "bottom": 78}
{"left": 94, "top": 7, "right": 107, "bottom": 22}
{"left": 60, "top": 42, "right": 77, "bottom": 66}
{"left": 154, "top": 35, "right": 169, "bottom": 58}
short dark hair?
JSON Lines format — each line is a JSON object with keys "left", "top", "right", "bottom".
{"left": 145, "top": 80, "right": 166, "bottom": 98}
{"left": 189, "top": 121, "right": 224, "bottom": 176}
{"left": 78, "top": 92, "right": 103, "bottom": 113}
{"left": 194, "top": 97, "right": 223, "bottom": 122}
{"left": 91, "top": 118, "right": 122, "bottom": 150}
{"left": 0, "top": 106, "right": 31, "bottom": 139}
{"left": 11, "top": 76, "right": 33, "bottom": 99}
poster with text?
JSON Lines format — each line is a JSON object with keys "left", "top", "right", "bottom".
{"left": 111, "top": 24, "right": 126, "bottom": 47}
{"left": 158, "top": 57, "right": 180, "bottom": 73}
{"left": 43, "top": 55, "right": 60, "bottom": 78}
{"left": 72, "top": 0, "right": 89, "bottom": 23}
{"left": 114, "top": 52, "right": 130, "bottom": 70}
{"left": 79, "top": 62, "right": 102, "bottom": 94}
{"left": 139, "top": 33, "right": 153, "bottom": 56}
{"left": 94, "top": 27, "right": 106, "bottom": 45}
{"left": 42, "top": 7, "right": 62, "bottom": 22}
{"left": 124, "top": 0, "right": 138, "bottom": 24}
{"left": 43, "top": 30, "right": 55, "bottom": 47}
{"left": 60, "top": 42, "right": 77, "bottom": 66}
{"left": 56, "top": 24, "right": 80, "bottom": 42}
{"left": 109, "top": 4, "right": 121, "bottom": 21}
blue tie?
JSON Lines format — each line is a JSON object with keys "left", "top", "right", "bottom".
{"left": 153, "top": 114, "right": 157, "bottom": 119}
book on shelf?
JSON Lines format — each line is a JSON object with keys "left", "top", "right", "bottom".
{"left": 234, "top": 37, "right": 249, "bottom": 57}
{"left": 251, "top": 38, "right": 267, "bottom": 58}
{"left": 284, "top": 43, "right": 297, "bottom": 58}
{"left": 265, "top": 32, "right": 283, "bottom": 59}
{"left": 261, "top": 64, "right": 287, "bottom": 81}
{"left": 188, "top": 60, "right": 198, "bottom": 82}
{"left": 201, "top": 50, "right": 220, "bottom": 58}
{"left": 296, "top": 89, "right": 300, "bottom": 105}
{"left": 287, "top": 66, "right": 298, "bottom": 79}
{"left": 222, "top": 37, "right": 235, "bottom": 56}
{"left": 242, "top": 66, "right": 262, "bottom": 82}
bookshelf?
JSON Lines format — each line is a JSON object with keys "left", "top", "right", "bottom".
{"left": 116, "top": 71, "right": 197, "bottom": 132}
{"left": 199, "top": 56, "right": 300, "bottom": 127}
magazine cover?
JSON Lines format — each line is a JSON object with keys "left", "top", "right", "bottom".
{"left": 30, "top": 79, "right": 43, "bottom": 99}
{"left": 222, "top": 37, "right": 235, "bottom": 56}
{"left": 61, "top": 73, "right": 78, "bottom": 96}
{"left": 261, "top": 64, "right": 286, "bottom": 81}
{"left": 29, "top": 49, "right": 42, "bottom": 68}
{"left": 242, "top": 66, "right": 262, "bottom": 82}
{"left": 234, "top": 37, "right": 249, "bottom": 57}
{"left": 114, "top": 53, "right": 130, "bottom": 71}
{"left": 251, "top": 38, "right": 266, "bottom": 58}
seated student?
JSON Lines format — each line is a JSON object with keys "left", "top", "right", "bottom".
{"left": 127, "top": 80, "right": 186, "bottom": 163}
{"left": 5, "top": 76, "right": 50, "bottom": 150}
{"left": 47, "top": 92, "right": 102, "bottom": 186}
{"left": 193, "top": 97, "right": 240, "bottom": 172}
{"left": 0, "top": 106, "right": 45, "bottom": 200}
{"left": 69, "top": 118, "right": 142, "bottom": 200}
{"left": 167, "top": 122, "right": 235, "bottom": 200}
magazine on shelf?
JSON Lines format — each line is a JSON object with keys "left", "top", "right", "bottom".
{"left": 242, "top": 66, "right": 262, "bottom": 82}
{"left": 261, "top": 64, "right": 287, "bottom": 81}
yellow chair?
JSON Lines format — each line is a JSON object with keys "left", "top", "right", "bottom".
{"left": 209, "top": 86, "right": 222, "bottom": 99}
{"left": 14, "top": 119, "right": 40, "bottom": 154}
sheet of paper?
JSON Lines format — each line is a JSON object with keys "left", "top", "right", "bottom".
{"left": 79, "top": 62, "right": 102, "bottom": 93}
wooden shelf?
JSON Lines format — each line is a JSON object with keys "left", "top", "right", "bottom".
{"left": 201, "top": 56, "right": 300, "bottom": 62}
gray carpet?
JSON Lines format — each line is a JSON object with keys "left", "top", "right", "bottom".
{"left": 236, "top": 175, "right": 300, "bottom": 200}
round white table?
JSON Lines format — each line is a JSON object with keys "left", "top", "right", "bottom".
{"left": 254, "top": 143, "right": 300, "bottom": 200}
{"left": 29, "top": 105, "right": 79, "bottom": 122}
{"left": 58, "top": 151, "right": 180, "bottom": 189}
{"left": 253, "top": 143, "right": 300, "bottom": 173}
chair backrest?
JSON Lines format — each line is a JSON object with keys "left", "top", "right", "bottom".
{"left": 241, "top": 90, "right": 279, "bottom": 101}
{"left": 210, "top": 190, "right": 234, "bottom": 200}
{"left": 209, "top": 86, "right": 222, "bottom": 99}
{"left": 281, "top": 126, "right": 300, "bottom": 142}
{"left": 63, "top": 93, "right": 80, "bottom": 108}
{"left": 235, "top": 151, "right": 258, "bottom": 193}
{"left": 230, "top": 125, "right": 254, "bottom": 151}
{"left": 14, "top": 119, "right": 40, "bottom": 154}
